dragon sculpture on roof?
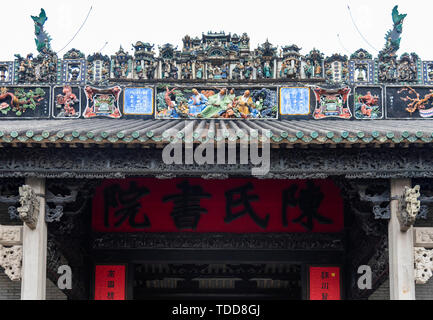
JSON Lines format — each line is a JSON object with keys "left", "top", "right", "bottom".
{"left": 379, "top": 5, "right": 407, "bottom": 59}
{"left": 31, "top": 8, "right": 52, "bottom": 54}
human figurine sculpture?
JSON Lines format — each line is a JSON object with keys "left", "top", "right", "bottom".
{"left": 264, "top": 61, "right": 272, "bottom": 78}
{"left": 236, "top": 90, "right": 254, "bottom": 117}
{"left": 243, "top": 62, "right": 253, "bottom": 80}
{"left": 232, "top": 63, "right": 242, "bottom": 80}
{"left": 135, "top": 60, "right": 144, "bottom": 79}
{"left": 188, "top": 89, "right": 208, "bottom": 115}
{"left": 196, "top": 63, "right": 203, "bottom": 79}
{"left": 199, "top": 88, "right": 232, "bottom": 118}
{"left": 304, "top": 60, "right": 314, "bottom": 79}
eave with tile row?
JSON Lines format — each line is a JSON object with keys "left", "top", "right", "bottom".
{"left": 1, "top": 119, "right": 433, "bottom": 147}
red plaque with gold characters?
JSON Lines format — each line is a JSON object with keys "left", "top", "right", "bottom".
{"left": 309, "top": 266, "right": 341, "bottom": 300}
{"left": 94, "top": 265, "right": 126, "bottom": 300}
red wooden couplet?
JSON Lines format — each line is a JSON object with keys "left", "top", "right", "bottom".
{"left": 309, "top": 266, "right": 341, "bottom": 300}
{"left": 94, "top": 265, "right": 126, "bottom": 300}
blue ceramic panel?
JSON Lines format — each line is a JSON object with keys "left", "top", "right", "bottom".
{"left": 280, "top": 87, "right": 310, "bottom": 115}
{"left": 124, "top": 87, "right": 153, "bottom": 115}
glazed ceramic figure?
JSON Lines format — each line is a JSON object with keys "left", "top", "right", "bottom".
{"left": 314, "top": 64, "right": 322, "bottom": 77}
{"left": 232, "top": 63, "right": 242, "bottom": 80}
{"left": 188, "top": 89, "right": 208, "bottom": 115}
{"left": 69, "top": 66, "right": 80, "bottom": 81}
{"left": 199, "top": 88, "right": 232, "bottom": 118}
{"left": 236, "top": 90, "right": 254, "bottom": 116}
{"left": 145, "top": 61, "right": 157, "bottom": 80}
{"left": 264, "top": 61, "right": 272, "bottom": 78}
{"left": 135, "top": 61, "right": 144, "bottom": 79}
{"left": 221, "top": 64, "right": 229, "bottom": 79}
{"left": 243, "top": 62, "right": 253, "bottom": 80}
{"left": 355, "top": 66, "right": 367, "bottom": 82}
{"left": 18, "top": 61, "right": 27, "bottom": 83}
{"left": 169, "top": 63, "right": 178, "bottom": 79}
{"left": 256, "top": 64, "right": 263, "bottom": 79}
{"left": 207, "top": 65, "right": 214, "bottom": 79}
{"left": 196, "top": 63, "right": 203, "bottom": 79}
{"left": 304, "top": 60, "right": 314, "bottom": 79}
{"left": 56, "top": 86, "right": 79, "bottom": 117}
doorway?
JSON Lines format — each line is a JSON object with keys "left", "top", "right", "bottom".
{"left": 132, "top": 263, "right": 302, "bottom": 300}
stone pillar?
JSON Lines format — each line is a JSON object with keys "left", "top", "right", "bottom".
{"left": 389, "top": 179, "right": 415, "bottom": 300}
{"left": 21, "top": 178, "right": 47, "bottom": 300}
{"left": 158, "top": 61, "right": 162, "bottom": 79}
{"left": 192, "top": 62, "right": 196, "bottom": 80}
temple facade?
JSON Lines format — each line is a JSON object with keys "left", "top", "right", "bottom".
{"left": 1, "top": 6, "right": 433, "bottom": 300}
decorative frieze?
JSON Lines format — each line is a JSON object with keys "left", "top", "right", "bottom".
{"left": 92, "top": 232, "right": 344, "bottom": 250}
{"left": 2, "top": 148, "right": 433, "bottom": 180}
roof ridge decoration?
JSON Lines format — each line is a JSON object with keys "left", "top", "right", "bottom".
{"left": 31, "top": 8, "right": 52, "bottom": 55}
{"left": 1, "top": 7, "right": 433, "bottom": 122}
{"left": 0, "top": 7, "right": 424, "bottom": 86}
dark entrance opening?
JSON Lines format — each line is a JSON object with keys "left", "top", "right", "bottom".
{"left": 133, "top": 263, "right": 302, "bottom": 300}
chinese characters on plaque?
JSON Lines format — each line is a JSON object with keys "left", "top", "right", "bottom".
{"left": 94, "top": 265, "right": 126, "bottom": 300}
{"left": 280, "top": 87, "right": 310, "bottom": 116}
{"left": 309, "top": 267, "right": 341, "bottom": 300}
{"left": 92, "top": 178, "right": 343, "bottom": 233}
{"left": 123, "top": 87, "right": 153, "bottom": 115}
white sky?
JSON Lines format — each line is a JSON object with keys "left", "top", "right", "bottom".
{"left": 3, "top": 0, "right": 433, "bottom": 61}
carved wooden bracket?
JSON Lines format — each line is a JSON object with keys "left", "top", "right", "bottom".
{"left": 17, "top": 185, "right": 39, "bottom": 230}
{"left": 0, "top": 225, "right": 23, "bottom": 281}
{"left": 397, "top": 185, "right": 421, "bottom": 232}
{"left": 356, "top": 183, "right": 427, "bottom": 221}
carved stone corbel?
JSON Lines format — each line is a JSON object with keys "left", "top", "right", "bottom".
{"left": 414, "top": 247, "right": 433, "bottom": 285}
{"left": 17, "top": 185, "right": 40, "bottom": 230}
{"left": 397, "top": 185, "right": 421, "bottom": 232}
